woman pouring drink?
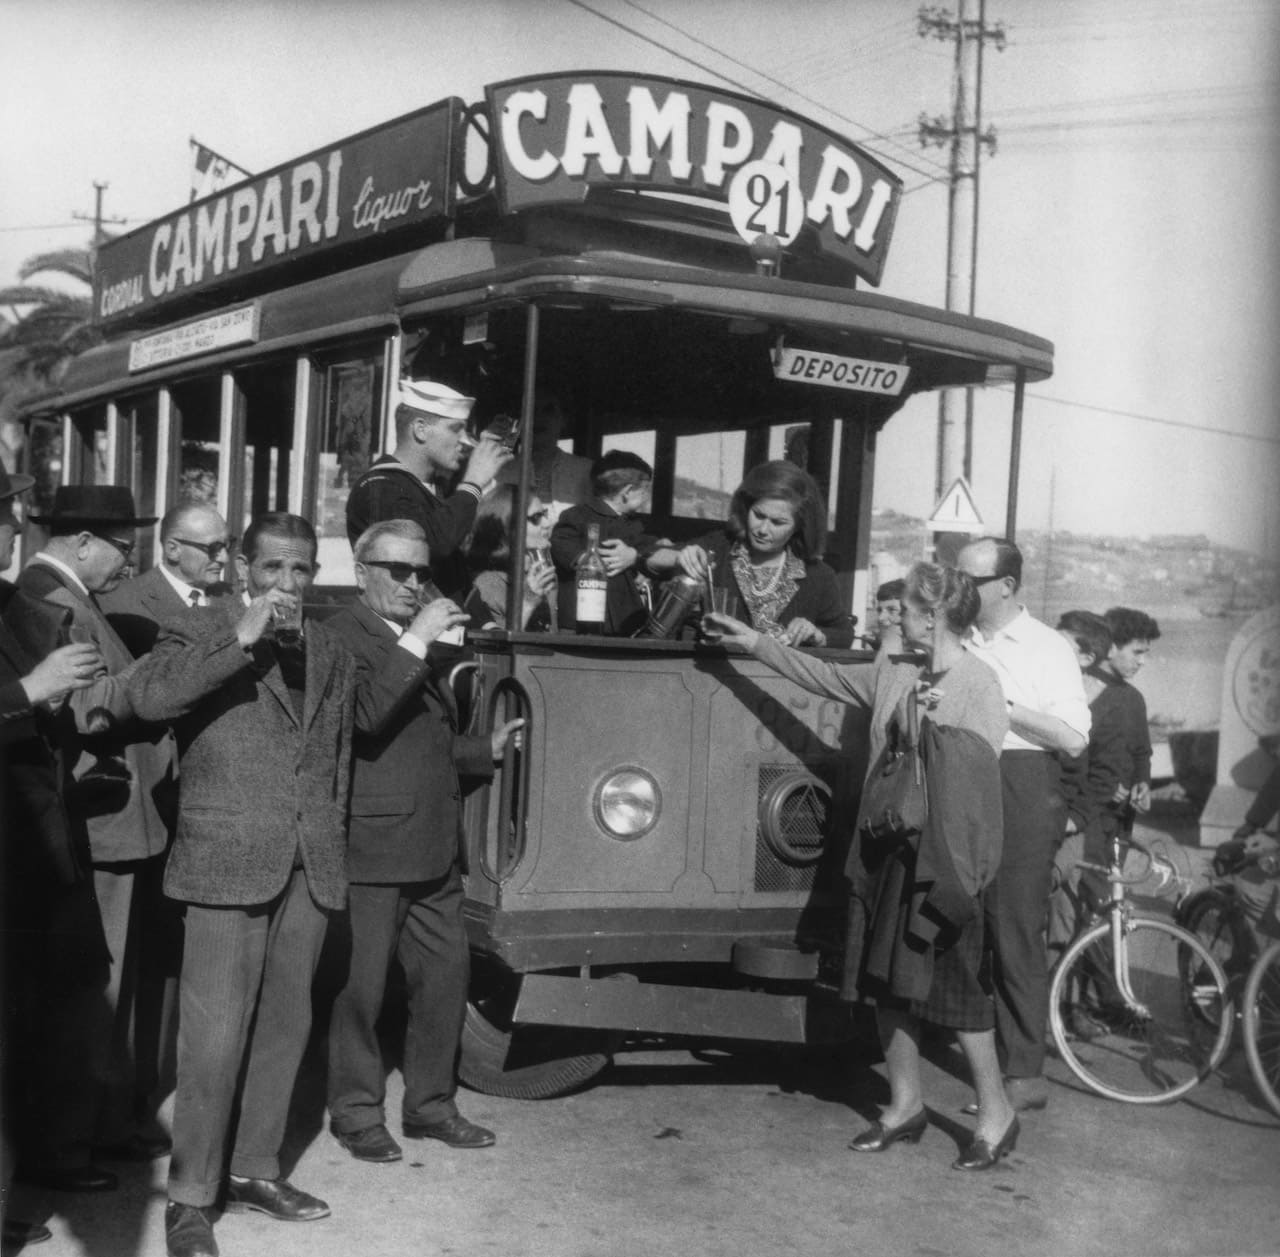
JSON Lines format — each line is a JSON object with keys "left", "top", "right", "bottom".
{"left": 648, "top": 461, "right": 854, "bottom": 648}
{"left": 705, "top": 562, "right": 1018, "bottom": 1170}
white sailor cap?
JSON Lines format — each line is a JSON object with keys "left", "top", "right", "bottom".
{"left": 398, "top": 378, "right": 475, "bottom": 421}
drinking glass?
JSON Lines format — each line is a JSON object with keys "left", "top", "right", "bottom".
{"left": 419, "top": 578, "right": 465, "bottom": 646}
{"left": 272, "top": 596, "right": 304, "bottom": 648}
{"left": 529, "top": 547, "right": 559, "bottom": 632}
{"left": 700, "top": 587, "right": 729, "bottom": 641}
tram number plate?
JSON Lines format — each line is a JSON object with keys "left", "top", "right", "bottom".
{"left": 774, "top": 347, "right": 908, "bottom": 397}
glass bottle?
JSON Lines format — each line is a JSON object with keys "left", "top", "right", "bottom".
{"left": 575, "top": 522, "right": 608, "bottom": 633}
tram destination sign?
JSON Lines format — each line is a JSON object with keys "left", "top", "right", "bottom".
{"left": 486, "top": 72, "right": 903, "bottom": 286}
{"left": 773, "top": 347, "right": 909, "bottom": 396}
{"left": 94, "top": 99, "right": 463, "bottom": 329}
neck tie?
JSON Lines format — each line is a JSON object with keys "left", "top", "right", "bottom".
{"left": 189, "top": 589, "right": 203, "bottom": 608}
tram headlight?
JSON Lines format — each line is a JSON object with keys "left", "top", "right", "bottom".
{"left": 593, "top": 767, "right": 661, "bottom": 840}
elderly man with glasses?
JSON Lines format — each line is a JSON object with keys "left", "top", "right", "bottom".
{"left": 101, "top": 503, "right": 233, "bottom": 657}
{"left": 324, "top": 519, "right": 522, "bottom": 1165}
{"left": 14, "top": 485, "right": 179, "bottom": 1186}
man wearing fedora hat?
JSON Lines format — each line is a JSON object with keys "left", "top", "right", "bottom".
{"left": 344, "top": 377, "right": 513, "bottom": 600}
{"left": 16, "top": 484, "right": 179, "bottom": 1178}
{"left": 1, "top": 459, "right": 113, "bottom": 1239}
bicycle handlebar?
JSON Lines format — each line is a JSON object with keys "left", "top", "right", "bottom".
{"left": 1075, "top": 842, "right": 1184, "bottom": 895}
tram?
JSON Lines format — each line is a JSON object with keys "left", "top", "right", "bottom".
{"left": 23, "top": 72, "right": 1053, "bottom": 1097}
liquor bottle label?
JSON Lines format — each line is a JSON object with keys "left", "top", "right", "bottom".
{"left": 577, "top": 578, "right": 607, "bottom": 624}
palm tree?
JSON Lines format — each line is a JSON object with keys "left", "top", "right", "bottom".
{"left": 0, "top": 244, "right": 101, "bottom": 470}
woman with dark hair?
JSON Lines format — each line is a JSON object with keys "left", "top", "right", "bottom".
{"left": 463, "top": 486, "right": 557, "bottom": 630}
{"left": 649, "top": 460, "right": 854, "bottom": 647}
{"left": 707, "top": 562, "right": 1017, "bottom": 1170}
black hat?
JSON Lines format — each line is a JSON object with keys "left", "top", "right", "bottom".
{"left": 0, "top": 456, "right": 35, "bottom": 503}
{"left": 29, "top": 485, "right": 157, "bottom": 528}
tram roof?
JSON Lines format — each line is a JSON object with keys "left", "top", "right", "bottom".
{"left": 43, "top": 236, "right": 1051, "bottom": 414}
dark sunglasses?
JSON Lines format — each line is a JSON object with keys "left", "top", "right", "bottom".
{"left": 363, "top": 559, "right": 432, "bottom": 585}
{"left": 96, "top": 534, "right": 136, "bottom": 560}
{"left": 172, "top": 536, "right": 232, "bottom": 559}
{"left": 968, "top": 573, "right": 1007, "bottom": 587}
{"left": 527, "top": 509, "right": 550, "bottom": 524}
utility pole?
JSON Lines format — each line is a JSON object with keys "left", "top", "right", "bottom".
{"left": 73, "top": 180, "right": 126, "bottom": 248}
{"left": 918, "top": 1, "right": 1004, "bottom": 500}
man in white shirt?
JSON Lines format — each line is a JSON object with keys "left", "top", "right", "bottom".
{"left": 957, "top": 537, "right": 1090, "bottom": 1112}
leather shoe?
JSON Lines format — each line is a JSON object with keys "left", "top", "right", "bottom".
{"left": 331, "top": 1123, "right": 402, "bottom": 1163}
{"left": 402, "top": 1113, "right": 495, "bottom": 1148}
{"left": 164, "top": 1202, "right": 218, "bottom": 1257}
{"left": 2, "top": 1217, "right": 53, "bottom": 1247}
{"left": 224, "top": 1176, "right": 329, "bottom": 1222}
{"left": 15, "top": 1163, "right": 118, "bottom": 1193}
{"left": 952, "top": 1114, "right": 1020, "bottom": 1171}
{"left": 96, "top": 1131, "right": 173, "bottom": 1161}
{"left": 847, "top": 1108, "right": 928, "bottom": 1152}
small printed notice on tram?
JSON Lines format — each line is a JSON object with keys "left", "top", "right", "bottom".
{"left": 128, "top": 304, "right": 260, "bottom": 371}
{"left": 773, "top": 347, "right": 908, "bottom": 396}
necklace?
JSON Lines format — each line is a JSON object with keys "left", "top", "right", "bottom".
{"left": 746, "top": 557, "right": 786, "bottom": 596}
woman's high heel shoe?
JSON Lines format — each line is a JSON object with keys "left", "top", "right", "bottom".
{"left": 847, "top": 1108, "right": 928, "bottom": 1152}
{"left": 951, "top": 1114, "right": 1019, "bottom": 1171}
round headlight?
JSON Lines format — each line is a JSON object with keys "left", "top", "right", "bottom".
{"left": 594, "top": 767, "right": 661, "bottom": 840}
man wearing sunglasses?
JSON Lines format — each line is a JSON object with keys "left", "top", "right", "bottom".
{"left": 102, "top": 503, "right": 233, "bottom": 657}
{"left": 324, "top": 519, "right": 523, "bottom": 1165}
{"left": 15, "top": 485, "right": 179, "bottom": 1186}
{"left": 956, "top": 536, "right": 1090, "bottom": 1116}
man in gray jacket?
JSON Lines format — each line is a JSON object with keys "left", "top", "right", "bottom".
{"left": 129, "top": 512, "right": 355, "bottom": 1257}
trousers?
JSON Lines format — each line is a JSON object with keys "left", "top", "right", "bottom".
{"left": 983, "top": 750, "right": 1065, "bottom": 1079}
{"left": 167, "top": 870, "right": 329, "bottom": 1206}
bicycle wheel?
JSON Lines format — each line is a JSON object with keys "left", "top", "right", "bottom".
{"left": 1178, "top": 887, "right": 1255, "bottom": 986}
{"left": 1049, "top": 915, "right": 1232, "bottom": 1103}
{"left": 1241, "top": 940, "right": 1280, "bottom": 1118}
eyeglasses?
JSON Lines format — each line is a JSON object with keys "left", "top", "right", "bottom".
{"left": 362, "top": 559, "right": 432, "bottom": 585}
{"left": 171, "top": 537, "right": 232, "bottom": 559}
{"left": 527, "top": 509, "right": 550, "bottom": 524}
{"left": 96, "top": 534, "right": 136, "bottom": 560}
{"left": 968, "top": 573, "right": 1007, "bottom": 587}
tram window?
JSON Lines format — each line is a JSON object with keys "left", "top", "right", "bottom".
{"left": 120, "top": 394, "right": 161, "bottom": 526}
{"left": 67, "top": 405, "right": 109, "bottom": 487}
{"left": 25, "top": 417, "right": 65, "bottom": 516}
{"left": 672, "top": 432, "right": 744, "bottom": 519}
{"left": 239, "top": 364, "right": 294, "bottom": 533}
{"left": 171, "top": 378, "right": 222, "bottom": 507}
{"left": 315, "top": 349, "right": 385, "bottom": 587}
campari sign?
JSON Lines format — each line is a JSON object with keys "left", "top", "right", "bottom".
{"left": 94, "top": 99, "right": 462, "bottom": 327}
{"left": 486, "top": 72, "right": 903, "bottom": 285}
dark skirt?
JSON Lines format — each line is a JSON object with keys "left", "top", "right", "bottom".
{"left": 861, "top": 898, "right": 993, "bottom": 1032}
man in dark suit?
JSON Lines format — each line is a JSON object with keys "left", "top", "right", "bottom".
{"left": 96, "top": 501, "right": 232, "bottom": 1165}
{"left": 325, "top": 519, "right": 521, "bottom": 1163}
{"left": 128, "top": 512, "right": 355, "bottom": 1257}
{"left": 101, "top": 502, "right": 232, "bottom": 654}
{"left": 0, "top": 459, "right": 108, "bottom": 1245}
{"left": 16, "top": 485, "right": 178, "bottom": 1174}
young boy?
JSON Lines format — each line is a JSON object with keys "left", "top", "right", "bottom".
{"left": 550, "top": 450, "right": 658, "bottom": 635}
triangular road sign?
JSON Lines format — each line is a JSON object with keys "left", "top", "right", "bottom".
{"left": 928, "top": 477, "right": 985, "bottom": 533}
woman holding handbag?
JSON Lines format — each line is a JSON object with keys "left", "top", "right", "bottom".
{"left": 707, "top": 562, "right": 1017, "bottom": 1170}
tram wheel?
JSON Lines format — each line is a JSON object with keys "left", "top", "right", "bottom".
{"left": 459, "top": 966, "right": 612, "bottom": 1100}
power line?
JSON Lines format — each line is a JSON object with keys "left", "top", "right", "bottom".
{"left": 563, "top": 0, "right": 951, "bottom": 185}
{"left": 997, "top": 386, "right": 1280, "bottom": 446}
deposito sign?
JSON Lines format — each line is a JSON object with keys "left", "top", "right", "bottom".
{"left": 486, "top": 72, "right": 902, "bottom": 286}
{"left": 773, "top": 347, "right": 909, "bottom": 396}
{"left": 94, "top": 99, "right": 461, "bottom": 328}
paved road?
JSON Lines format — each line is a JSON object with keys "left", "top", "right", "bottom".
{"left": 9, "top": 1028, "right": 1278, "bottom": 1257}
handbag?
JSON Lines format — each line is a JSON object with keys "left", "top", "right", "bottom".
{"left": 859, "top": 686, "right": 928, "bottom": 843}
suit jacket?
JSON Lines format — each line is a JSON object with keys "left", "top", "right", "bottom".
{"left": 99, "top": 565, "right": 232, "bottom": 657}
{"left": 17, "top": 559, "right": 176, "bottom": 863}
{"left": 127, "top": 597, "right": 356, "bottom": 909}
{"left": 326, "top": 599, "right": 493, "bottom": 884}
{"left": 0, "top": 581, "right": 89, "bottom": 888}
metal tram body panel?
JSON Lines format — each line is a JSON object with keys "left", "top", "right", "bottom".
{"left": 24, "top": 71, "right": 1054, "bottom": 1083}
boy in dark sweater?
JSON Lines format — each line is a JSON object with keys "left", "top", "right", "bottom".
{"left": 551, "top": 451, "right": 658, "bottom": 635}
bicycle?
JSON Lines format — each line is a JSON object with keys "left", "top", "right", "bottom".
{"left": 1242, "top": 937, "right": 1280, "bottom": 1117}
{"left": 1048, "top": 834, "right": 1233, "bottom": 1104}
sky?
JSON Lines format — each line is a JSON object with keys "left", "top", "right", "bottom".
{"left": 2, "top": 0, "right": 1278, "bottom": 555}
